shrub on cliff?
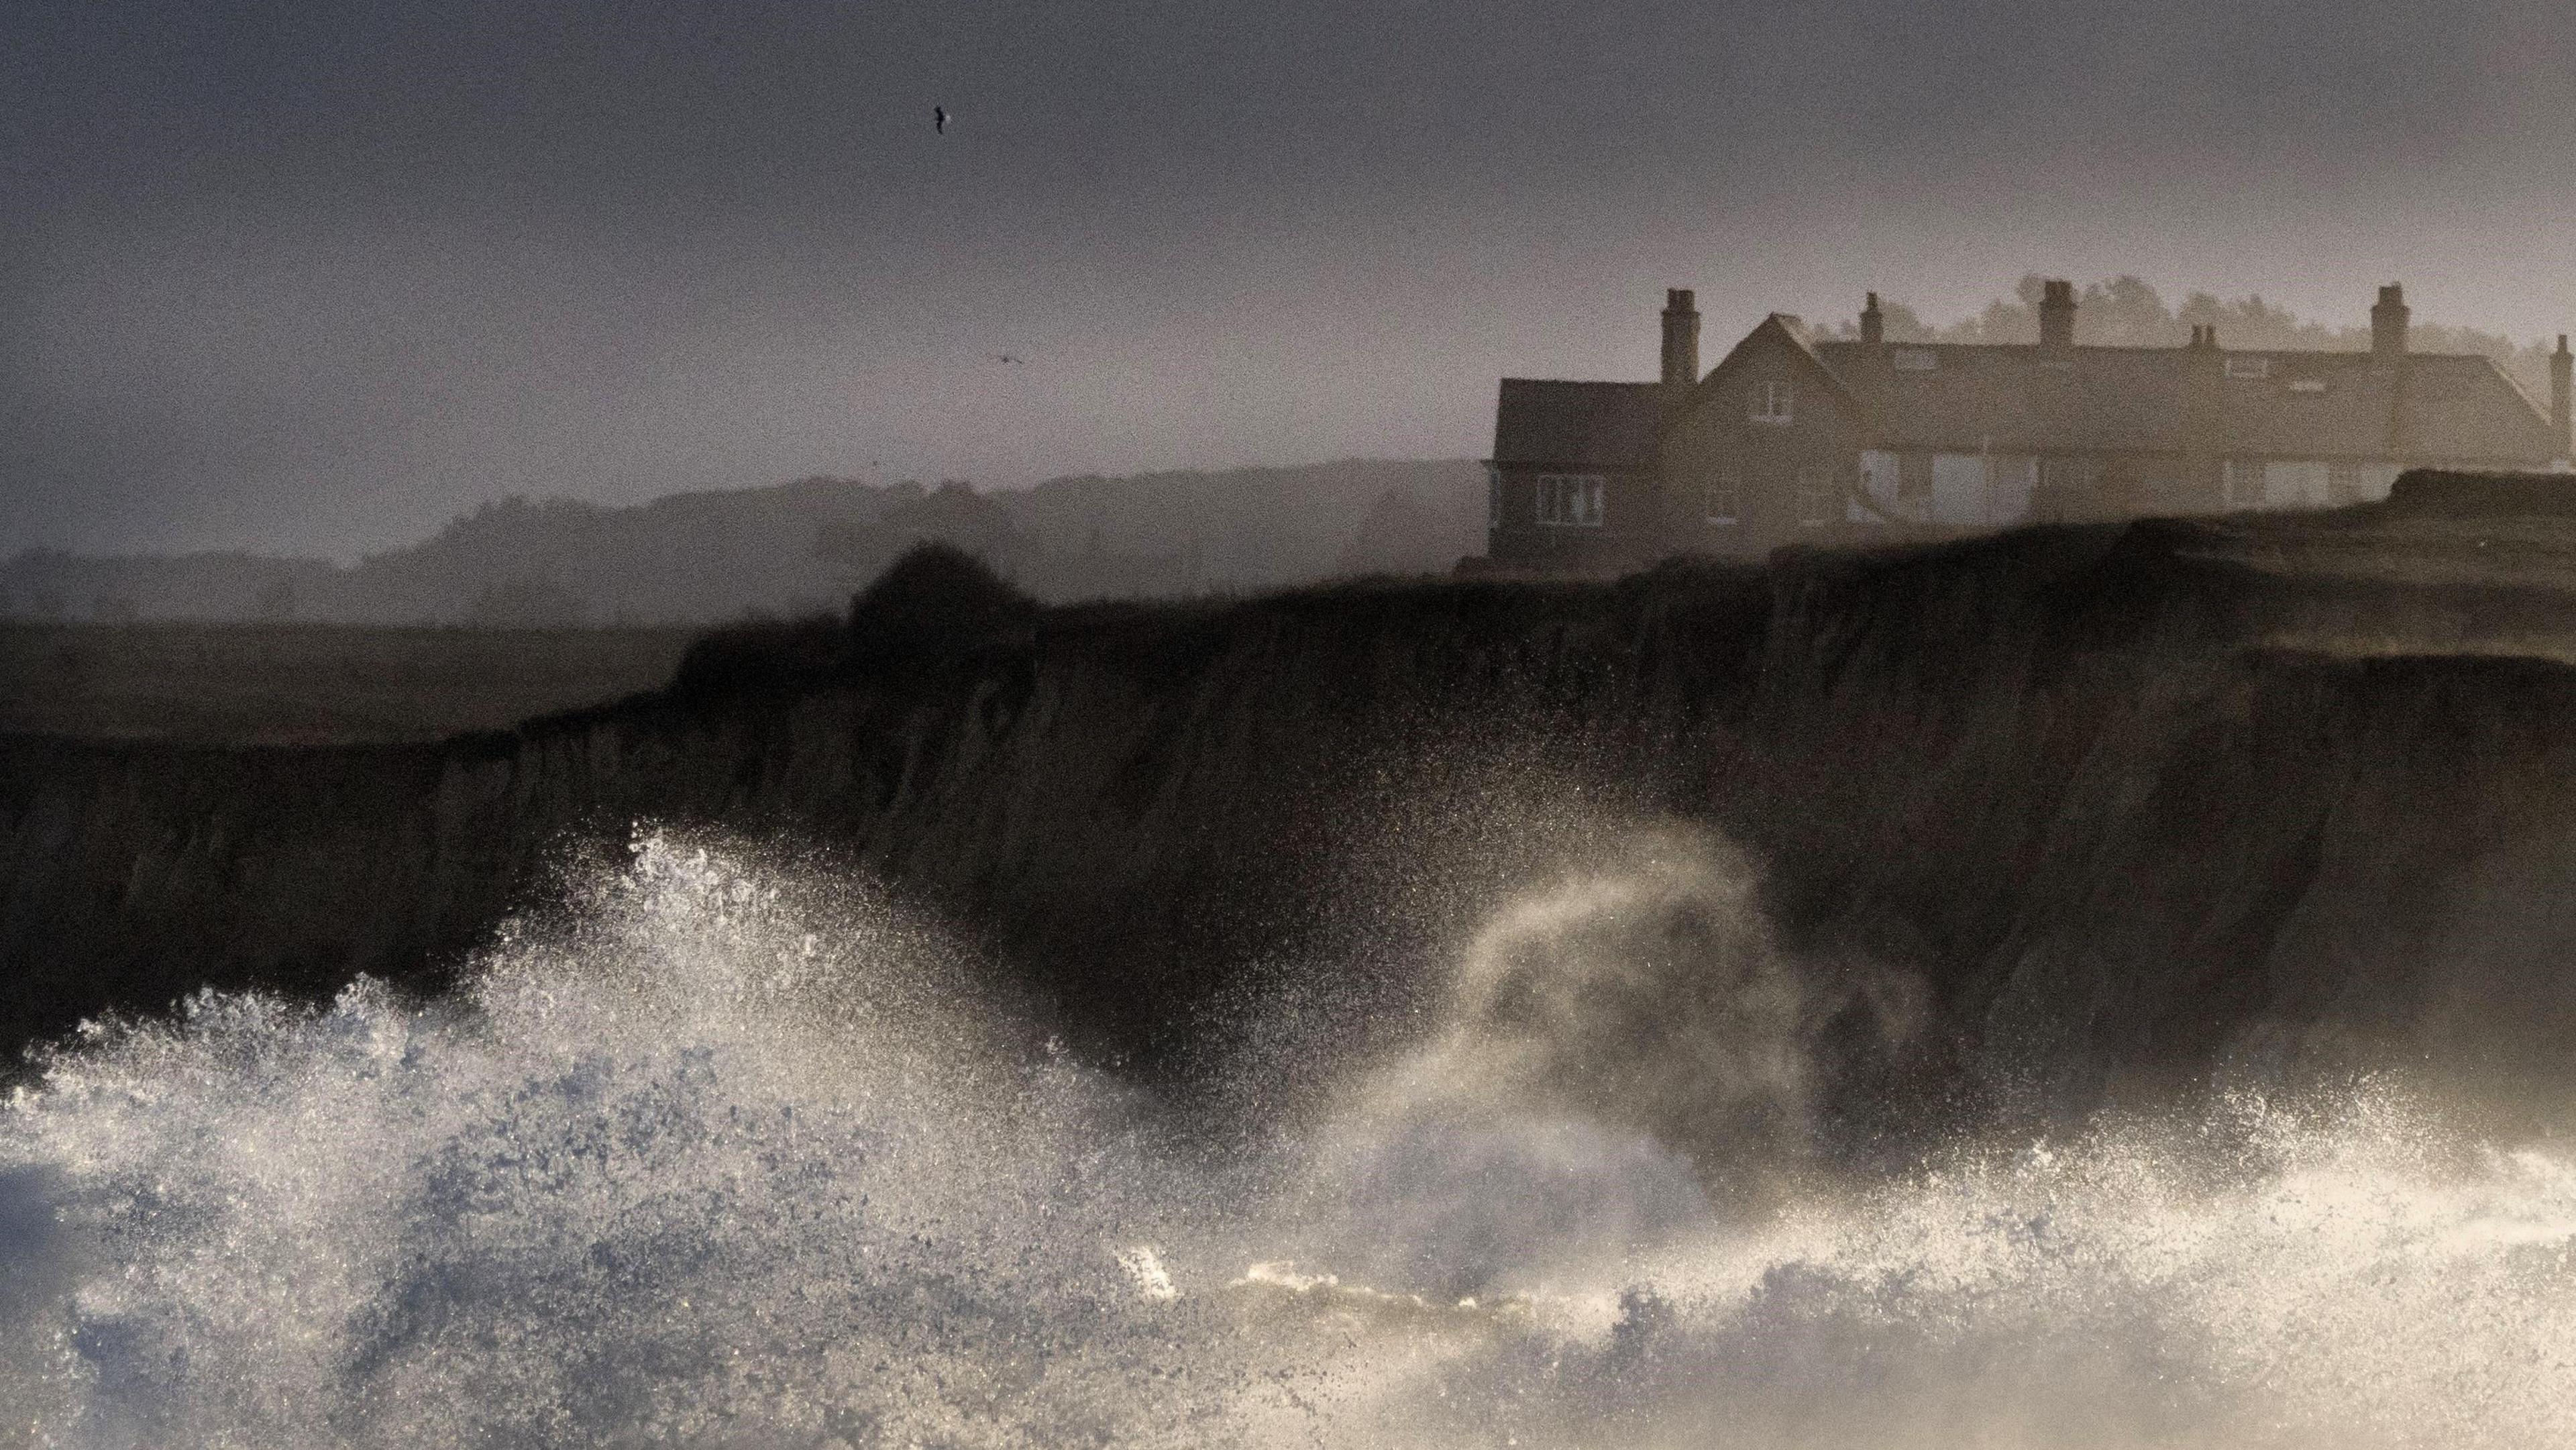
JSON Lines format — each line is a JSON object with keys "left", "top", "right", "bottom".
{"left": 667, "top": 612, "right": 847, "bottom": 698}
{"left": 846, "top": 543, "right": 1036, "bottom": 675}
{"left": 663, "top": 545, "right": 1035, "bottom": 701}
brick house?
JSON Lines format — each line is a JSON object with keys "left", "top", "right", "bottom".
{"left": 1483, "top": 282, "right": 2576, "bottom": 570}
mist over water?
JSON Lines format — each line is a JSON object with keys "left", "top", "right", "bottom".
{"left": 5, "top": 831, "right": 2575, "bottom": 1447}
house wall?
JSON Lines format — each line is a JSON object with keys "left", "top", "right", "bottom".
{"left": 1659, "top": 333, "right": 1868, "bottom": 556}
{"left": 1945, "top": 454, "right": 2032, "bottom": 526}
{"left": 2262, "top": 460, "right": 2333, "bottom": 509}
{"left": 2351, "top": 462, "right": 2408, "bottom": 502}
{"left": 2036, "top": 454, "right": 2212, "bottom": 524}
{"left": 1485, "top": 466, "right": 1658, "bottom": 570}
{"left": 2251, "top": 461, "right": 2404, "bottom": 509}
{"left": 1856, "top": 450, "right": 2043, "bottom": 528}
{"left": 2125, "top": 458, "right": 2196, "bottom": 516}
{"left": 2214, "top": 459, "right": 2406, "bottom": 513}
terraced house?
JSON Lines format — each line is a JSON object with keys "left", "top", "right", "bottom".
{"left": 1485, "top": 281, "right": 2576, "bottom": 570}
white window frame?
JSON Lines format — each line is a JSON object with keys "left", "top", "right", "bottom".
{"left": 1794, "top": 468, "right": 1833, "bottom": 527}
{"left": 1705, "top": 471, "right": 1740, "bottom": 525}
{"left": 1535, "top": 473, "right": 1607, "bottom": 527}
{"left": 2224, "top": 458, "right": 2265, "bottom": 508}
{"left": 1749, "top": 380, "right": 1794, "bottom": 425}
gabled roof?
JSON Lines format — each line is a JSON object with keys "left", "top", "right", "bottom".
{"left": 1688, "top": 313, "right": 1865, "bottom": 417}
{"left": 1489, "top": 379, "right": 1662, "bottom": 469}
{"left": 1807, "top": 340, "right": 2559, "bottom": 463}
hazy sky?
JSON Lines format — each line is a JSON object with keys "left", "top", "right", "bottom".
{"left": 7, "top": 0, "right": 2575, "bottom": 558}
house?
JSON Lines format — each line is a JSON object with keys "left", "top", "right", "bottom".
{"left": 1483, "top": 282, "right": 2576, "bottom": 570}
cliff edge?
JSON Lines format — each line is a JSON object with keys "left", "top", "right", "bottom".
{"left": 11, "top": 474, "right": 2576, "bottom": 1121}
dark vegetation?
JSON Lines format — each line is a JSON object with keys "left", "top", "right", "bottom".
{"left": 665, "top": 614, "right": 850, "bottom": 700}
{"left": 844, "top": 543, "right": 1040, "bottom": 675}
{"left": 668, "top": 544, "right": 1040, "bottom": 698}
{"left": 2378, "top": 468, "right": 2576, "bottom": 519}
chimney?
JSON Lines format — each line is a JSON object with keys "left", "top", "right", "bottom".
{"left": 2181, "top": 324, "right": 2226, "bottom": 509}
{"left": 2554, "top": 335, "right": 2572, "bottom": 460}
{"left": 2038, "top": 278, "right": 2076, "bottom": 349}
{"left": 1660, "top": 288, "right": 1700, "bottom": 391}
{"left": 2372, "top": 284, "right": 2410, "bottom": 361}
{"left": 1860, "top": 291, "right": 1885, "bottom": 346}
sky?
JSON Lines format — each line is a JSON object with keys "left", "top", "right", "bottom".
{"left": 6, "top": 0, "right": 2575, "bottom": 559}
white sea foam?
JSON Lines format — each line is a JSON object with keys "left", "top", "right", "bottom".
{"left": 3, "top": 830, "right": 2575, "bottom": 1447}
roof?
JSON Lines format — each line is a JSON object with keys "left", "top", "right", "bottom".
{"left": 1687, "top": 313, "right": 1866, "bottom": 419}
{"left": 1489, "top": 379, "right": 1662, "bottom": 469}
{"left": 1805, "top": 340, "right": 2559, "bottom": 463}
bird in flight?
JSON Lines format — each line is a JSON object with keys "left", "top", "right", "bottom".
{"left": 991, "top": 353, "right": 1025, "bottom": 365}
{"left": 934, "top": 106, "right": 949, "bottom": 135}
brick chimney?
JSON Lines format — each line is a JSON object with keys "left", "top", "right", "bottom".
{"left": 2555, "top": 335, "right": 2573, "bottom": 460}
{"left": 1661, "top": 288, "right": 1699, "bottom": 391}
{"left": 1860, "top": 291, "right": 1885, "bottom": 346}
{"left": 2180, "top": 323, "right": 2227, "bottom": 506}
{"left": 2038, "top": 278, "right": 2076, "bottom": 350}
{"left": 2372, "top": 284, "right": 2410, "bottom": 361}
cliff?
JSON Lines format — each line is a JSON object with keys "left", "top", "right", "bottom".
{"left": 13, "top": 476, "right": 2576, "bottom": 1122}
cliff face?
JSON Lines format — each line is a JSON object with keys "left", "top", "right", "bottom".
{"left": 1735, "top": 521, "right": 2576, "bottom": 1112}
{"left": 13, "top": 495, "right": 2576, "bottom": 1117}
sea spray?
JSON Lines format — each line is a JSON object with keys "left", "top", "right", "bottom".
{"left": 4, "top": 830, "right": 2576, "bottom": 1445}
{"left": 0, "top": 833, "right": 1236, "bottom": 1447}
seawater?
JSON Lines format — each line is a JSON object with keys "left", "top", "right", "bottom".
{"left": 4, "top": 832, "right": 2575, "bottom": 1448}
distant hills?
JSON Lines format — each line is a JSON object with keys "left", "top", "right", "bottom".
{"left": 0, "top": 460, "right": 1485, "bottom": 625}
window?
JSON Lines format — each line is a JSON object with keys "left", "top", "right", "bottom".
{"left": 1705, "top": 472, "right": 1741, "bottom": 525}
{"left": 1986, "top": 456, "right": 2038, "bottom": 521}
{"left": 1898, "top": 452, "right": 1933, "bottom": 502}
{"left": 1892, "top": 348, "right": 1938, "bottom": 372}
{"left": 1795, "top": 468, "right": 1834, "bottom": 526}
{"left": 2224, "top": 458, "right": 2265, "bottom": 508}
{"left": 1749, "top": 380, "right": 1794, "bottom": 425}
{"left": 1487, "top": 469, "right": 1502, "bottom": 528}
{"left": 1536, "top": 473, "right": 1606, "bottom": 527}
{"left": 2289, "top": 378, "right": 2328, "bottom": 394}
{"left": 2327, "top": 462, "right": 2363, "bottom": 505}
{"left": 2224, "top": 356, "right": 2271, "bottom": 379}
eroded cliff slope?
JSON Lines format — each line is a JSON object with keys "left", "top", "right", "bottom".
{"left": 11, "top": 477, "right": 2576, "bottom": 1119}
